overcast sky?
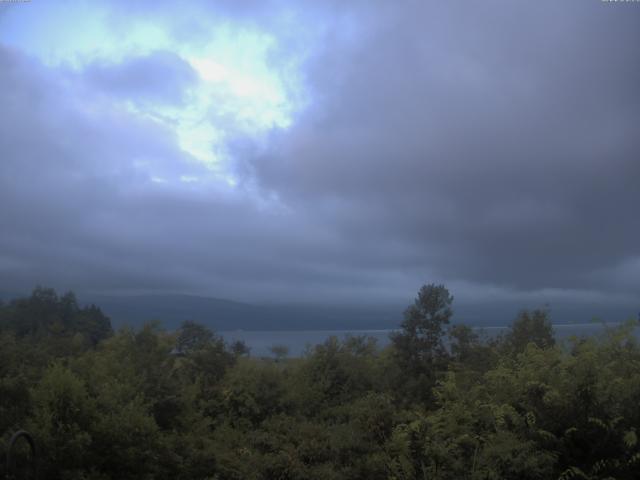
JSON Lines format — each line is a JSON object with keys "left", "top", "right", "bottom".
{"left": 1, "top": 0, "right": 639, "bottom": 311}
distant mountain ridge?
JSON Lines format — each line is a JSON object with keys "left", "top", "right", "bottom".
{"left": 75, "top": 294, "right": 640, "bottom": 331}
{"left": 2, "top": 290, "right": 636, "bottom": 332}
{"left": 79, "top": 293, "right": 403, "bottom": 331}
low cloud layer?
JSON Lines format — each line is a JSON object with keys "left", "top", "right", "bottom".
{"left": 0, "top": 1, "right": 639, "bottom": 312}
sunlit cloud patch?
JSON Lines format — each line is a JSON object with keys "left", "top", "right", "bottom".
{"left": 0, "top": 1, "right": 304, "bottom": 185}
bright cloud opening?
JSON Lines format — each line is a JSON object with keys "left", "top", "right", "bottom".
{"left": 1, "top": 3, "right": 303, "bottom": 185}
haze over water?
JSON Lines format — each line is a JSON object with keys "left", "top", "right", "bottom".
{"left": 222, "top": 322, "right": 639, "bottom": 357}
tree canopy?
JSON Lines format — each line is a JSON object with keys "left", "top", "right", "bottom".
{"left": 1, "top": 285, "right": 639, "bottom": 480}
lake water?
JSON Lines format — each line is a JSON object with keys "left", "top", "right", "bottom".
{"left": 220, "top": 322, "right": 639, "bottom": 357}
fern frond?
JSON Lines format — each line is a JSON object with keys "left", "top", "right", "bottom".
{"left": 587, "top": 417, "right": 607, "bottom": 431}
{"left": 628, "top": 452, "right": 640, "bottom": 465}
{"left": 558, "top": 466, "right": 589, "bottom": 480}
{"left": 623, "top": 430, "right": 637, "bottom": 449}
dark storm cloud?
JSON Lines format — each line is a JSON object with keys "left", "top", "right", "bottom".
{"left": 246, "top": 0, "right": 640, "bottom": 293}
{"left": 0, "top": 0, "right": 639, "bottom": 309}
{"left": 0, "top": 44, "right": 414, "bottom": 303}
{"left": 84, "top": 51, "right": 198, "bottom": 105}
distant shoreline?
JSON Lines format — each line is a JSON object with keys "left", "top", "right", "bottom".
{"left": 220, "top": 321, "right": 639, "bottom": 357}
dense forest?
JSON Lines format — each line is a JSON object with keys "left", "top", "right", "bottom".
{"left": 1, "top": 285, "right": 639, "bottom": 480}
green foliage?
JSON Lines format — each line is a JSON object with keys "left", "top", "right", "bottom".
{"left": 269, "top": 344, "right": 290, "bottom": 362}
{"left": 501, "top": 308, "right": 555, "bottom": 354}
{"left": 448, "top": 323, "right": 497, "bottom": 375}
{"left": 391, "top": 284, "right": 453, "bottom": 365}
{"left": 1, "top": 286, "right": 639, "bottom": 480}
{"left": 0, "top": 286, "right": 112, "bottom": 347}
{"left": 28, "top": 364, "right": 96, "bottom": 478}
{"left": 176, "top": 320, "right": 215, "bottom": 353}
{"left": 390, "top": 283, "right": 454, "bottom": 404}
{"left": 222, "top": 360, "right": 289, "bottom": 426}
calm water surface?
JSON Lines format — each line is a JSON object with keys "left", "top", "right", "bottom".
{"left": 221, "top": 322, "right": 638, "bottom": 357}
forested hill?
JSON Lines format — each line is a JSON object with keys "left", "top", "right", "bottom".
{"left": 0, "top": 289, "right": 403, "bottom": 330}
{"left": 1, "top": 289, "right": 635, "bottom": 331}
{"left": 1, "top": 285, "right": 640, "bottom": 479}
{"left": 79, "top": 294, "right": 403, "bottom": 330}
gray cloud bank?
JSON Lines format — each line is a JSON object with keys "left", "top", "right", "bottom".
{"left": 1, "top": 1, "right": 639, "bottom": 315}
{"left": 85, "top": 51, "right": 198, "bottom": 106}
